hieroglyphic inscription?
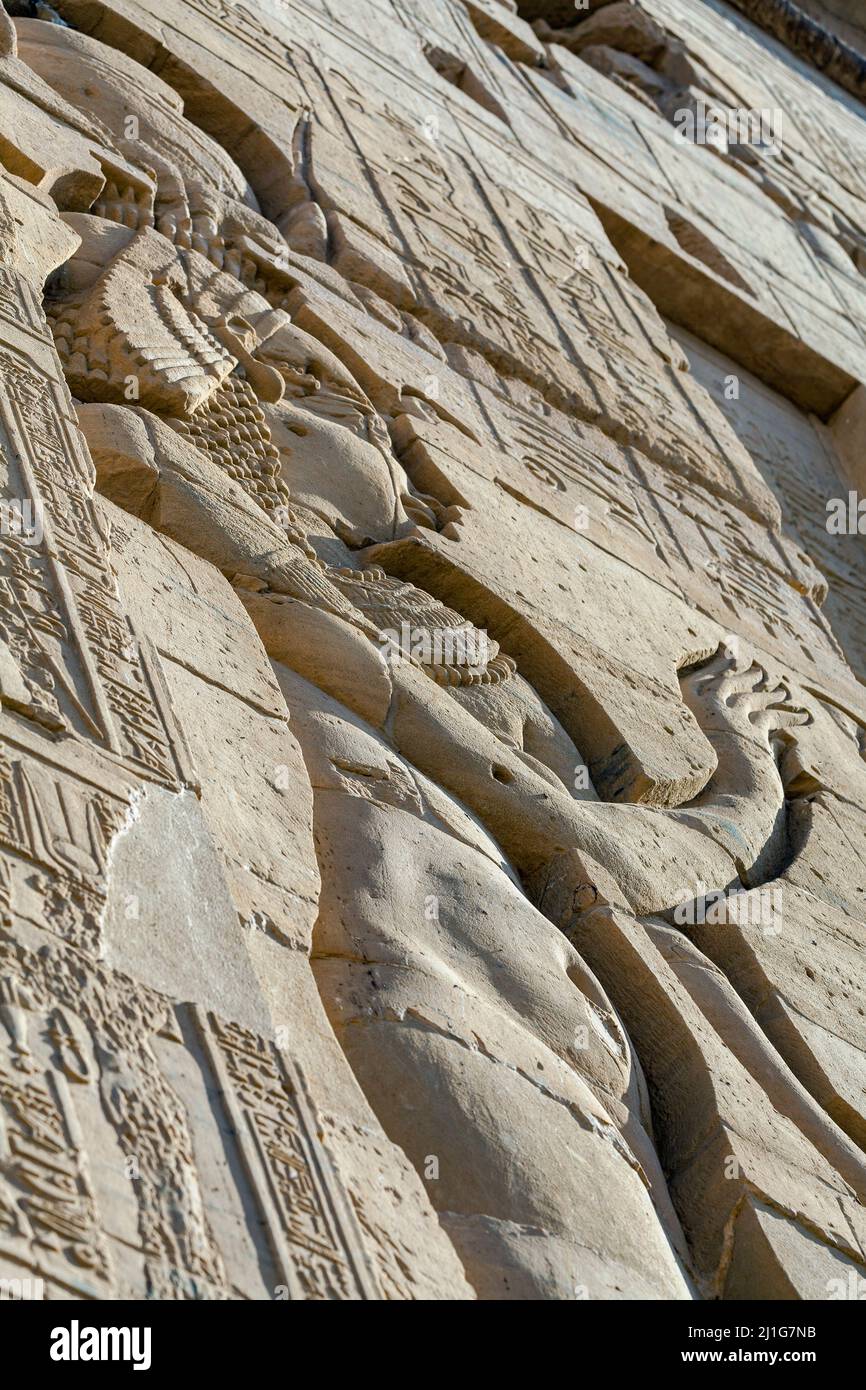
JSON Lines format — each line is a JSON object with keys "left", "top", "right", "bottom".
{"left": 196, "top": 1009, "right": 379, "bottom": 1300}
{"left": 0, "top": 978, "right": 111, "bottom": 1296}
{"left": 0, "top": 269, "right": 184, "bottom": 789}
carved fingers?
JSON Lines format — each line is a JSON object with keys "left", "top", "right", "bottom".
{"left": 681, "top": 642, "right": 812, "bottom": 745}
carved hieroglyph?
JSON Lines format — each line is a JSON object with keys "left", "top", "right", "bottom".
{"left": 0, "top": 0, "right": 864, "bottom": 1301}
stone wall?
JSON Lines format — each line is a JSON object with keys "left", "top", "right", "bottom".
{"left": 0, "top": 0, "right": 864, "bottom": 1301}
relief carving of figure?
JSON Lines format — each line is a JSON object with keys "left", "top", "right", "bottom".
{"left": 0, "top": 5, "right": 863, "bottom": 1307}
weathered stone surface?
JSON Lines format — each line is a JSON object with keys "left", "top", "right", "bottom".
{"left": 0, "top": 0, "right": 864, "bottom": 1306}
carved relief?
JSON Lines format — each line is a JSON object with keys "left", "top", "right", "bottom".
{"left": 0, "top": 0, "right": 861, "bottom": 1308}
